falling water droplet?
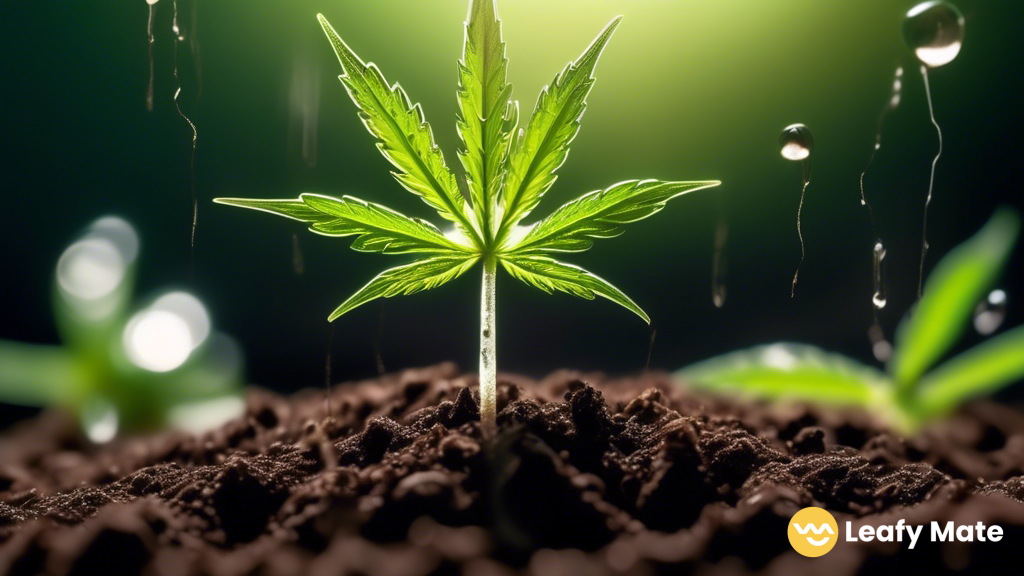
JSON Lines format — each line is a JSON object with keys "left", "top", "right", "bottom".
{"left": 711, "top": 210, "right": 728, "bottom": 308}
{"left": 974, "top": 289, "right": 1007, "bottom": 335}
{"left": 780, "top": 124, "right": 813, "bottom": 297}
{"left": 292, "top": 233, "right": 305, "bottom": 275}
{"left": 868, "top": 323, "right": 892, "bottom": 362}
{"left": 872, "top": 241, "right": 888, "bottom": 309}
{"left": 779, "top": 123, "right": 813, "bottom": 161}
{"left": 903, "top": 1, "right": 965, "bottom": 68}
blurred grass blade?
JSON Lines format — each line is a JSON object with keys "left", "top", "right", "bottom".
{"left": 0, "top": 340, "right": 80, "bottom": 406}
{"left": 496, "top": 16, "right": 621, "bottom": 243}
{"left": 457, "top": 0, "right": 515, "bottom": 240}
{"left": 677, "top": 343, "right": 889, "bottom": 407}
{"left": 891, "top": 208, "right": 1020, "bottom": 388}
{"left": 317, "top": 14, "right": 481, "bottom": 246}
{"left": 500, "top": 255, "right": 648, "bottom": 322}
{"left": 509, "top": 179, "right": 720, "bottom": 253}
{"left": 329, "top": 256, "right": 479, "bottom": 320}
{"left": 913, "top": 325, "right": 1024, "bottom": 422}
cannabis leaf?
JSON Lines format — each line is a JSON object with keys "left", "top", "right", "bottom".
{"left": 215, "top": 0, "right": 720, "bottom": 434}
{"left": 678, "top": 208, "right": 1023, "bottom": 431}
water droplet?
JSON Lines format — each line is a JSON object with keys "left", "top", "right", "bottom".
{"left": 872, "top": 241, "right": 887, "bottom": 310}
{"left": 150, "top": 292, "right": 211, "bottom": 349}
{"left": 123, "top": 309, "right": 196, "bottom": 372}
{"left": 87, "top": 216, "right": 139, "bottom": 264}
{"left": 145, "top": 0, "right": 160, "bottom": 5}
{"left": 779, "top": 123, "right": 813, "bottom": 161}
{"left": 903, "top": 2, "right": 965, "bottom": 68}
{"left": 869, "top": 324, "right": 892, "bottom": 362}
{"left": 82, "top": 398, "right": 119, "bottom": 444}
{"left": 711, "top": 217, "right": 728, "bottom": 308}
{"left": 56, "top": 238, "right": 126, "bottom": 301}
{"left": 974, "top": 289, "right": 1007, "bottom": 335}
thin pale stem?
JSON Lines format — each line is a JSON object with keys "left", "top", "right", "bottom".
{"left": 479, "top": 255, "right": 498, "bottom": 438}
{"left": 918, "top": 64, "right": 942, "bottom": 299}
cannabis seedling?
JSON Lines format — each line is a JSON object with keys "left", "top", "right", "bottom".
{"left": 0, "top": 217, "right": 242, "bottom": 441}
{"left": 215, "top": 0, "right": 719, "bottom": 435}
{"left": 678, "top": 208, "right": 1024, "bottom": 431}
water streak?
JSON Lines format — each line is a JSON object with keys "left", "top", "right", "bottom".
{"left": 918, "top": 64, "right": 943, "bottom": 298}
{"left": 172, "top": 0, "right": 199, "bottom": 263}
{"left": 791, "top": 160, "right": 811, "bottom": 298}
{"left": 711, "top": 201, "right": 728, "bottom": 308}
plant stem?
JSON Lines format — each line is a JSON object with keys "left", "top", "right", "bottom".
{"left": 479, "top": 255, "right": 498, "bottom": 437}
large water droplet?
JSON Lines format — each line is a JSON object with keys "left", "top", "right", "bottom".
{"left": 903, "top": 1, "right": 964, "bottom": 68}
{"left": 145, "top": 0, "right": 160, "bottom": 5}
{"left": 123, "top": 309, "right": 196, "bottom": 372}
{"left": 974, "top": 289, "right": 1007, "bottom": 335}
{"left": 56, "top": 238, "right": 126, "bottom": 301}
{"left": 779, "top": 124, "right": 813, "bottom": 161}
{"left": 150, "top": 292, "right": 211, "bottom": 349}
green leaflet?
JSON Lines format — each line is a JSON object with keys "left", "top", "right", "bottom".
{"left": 329, "top": 255, "right": 479, "bottom": 320}
{"left": 510, "top": 179, "right": 721, "bottom": 253}
{"left": 214, "top": 196, "right": 468, "bottom": 255}
{"left": 678, "top": 343, "right": 889, "bottom": 407}
{"left": 457, "top": 0, "right": 517, "bottom": 242}
{"left": 914, "top": 325, "right": 1024, "bottom": 422}
{"left": 317, "top": 15, "right": 482, "bottom": 247}
{"left": 678, "top": 208, "right": 1024, "bottom": 432}
{"left": 891, "top": 207, "right": 1020, "bottom": 388}
{"left": 495, "top": 16, "right": 622, "bottom": 245}
{"left": 501, "top": 255, "right": 648, "bottom": 322}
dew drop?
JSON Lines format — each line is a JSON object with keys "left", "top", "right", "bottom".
{"left": 779, "top": 123, "right": 813, "bottom": 161}
{"left": 903, "top": 2, "right": 965, "bottom": 68}
{"left": 57, "top": 238, "right": 126, "bottom": 302}
{"left": 123, "top": 309, "right": 196, "bottom": 372}
{"left": 974, "top": 289, "right": 1007, "bottom": 335}
{"left": 82, "top": 398, "right": 119, "bottom": 444}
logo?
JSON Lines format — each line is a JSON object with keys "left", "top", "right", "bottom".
{"left": 788, "top": 507, "right": 838, "bottom": 557}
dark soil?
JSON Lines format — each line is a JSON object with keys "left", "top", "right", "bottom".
{"left": 3, "top": 363, "right": 1024, "bottom": 575}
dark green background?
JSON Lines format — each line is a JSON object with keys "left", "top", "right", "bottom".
{"left": 1, "top": 1, "right": 1021, "bottom": 406}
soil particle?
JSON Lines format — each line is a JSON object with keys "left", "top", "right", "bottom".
{"left": 2, "top": 363, "right": 1024, "bottom": 574}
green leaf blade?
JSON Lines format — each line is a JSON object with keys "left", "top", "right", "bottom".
{"left": 329, "top": 255, "right": 480, "bottom": 320}
{"left": 500, "top": 255, "right": 648, "bottom": 322}
{"left": 509, "top": 179, "right": 721, "bottom": 253}
{"left": 913, "top": 325, "right": 1024, "bottom": 422}
{"left": 496, "top": 16, "right": 622, "bottom": 243}
{"left": 317, "top": 14, "right": 481, "bottom": 246}
{"left": 213, "top": 197, "right": 334, "bottom": 224}
{"left": 216, "top": 195, "right": 471, "bottom": 255}
{"left": 457, "top": 0, "right": 515, "bottom": 241}
{"left": 677, "top": 343, "right": 889, "bottom": 408}
{"left": 891, "top": 208, "right": 1020, "bottom": 387}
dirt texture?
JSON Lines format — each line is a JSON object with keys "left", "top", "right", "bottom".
{"left": 3, "top": 363, "right": 1024, "bottom": 575}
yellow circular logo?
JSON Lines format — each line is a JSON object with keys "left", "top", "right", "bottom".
{"left": 787, "top": 507, "right": 838, "bottom": 557}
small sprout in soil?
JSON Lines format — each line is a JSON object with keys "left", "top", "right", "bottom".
{"left": 215, "top": 0, "right": 720, "bottom": 436}
{"left": 678, "top": 208, "right": 1024, "bottom": 432}
{"left": 0, "top": 217, "right": 243, "bottom": 442}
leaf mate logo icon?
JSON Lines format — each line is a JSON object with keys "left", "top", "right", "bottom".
{"left": 788, "top": 507, "right": 839, "bottom": 557}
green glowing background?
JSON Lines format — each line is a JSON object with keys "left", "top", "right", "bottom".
{"left": 1, "top": 0, "right": 1020, "bottom": 394}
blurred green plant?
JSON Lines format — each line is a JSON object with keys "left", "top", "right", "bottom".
{"left": 678, "top": 208, "right": 1023, "bottom": 431}
{"left": 0, "top": 218, "right": 243, "bottom": 442}
{"left": 215, "top": 0, "right": 719, "bottom": 435}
